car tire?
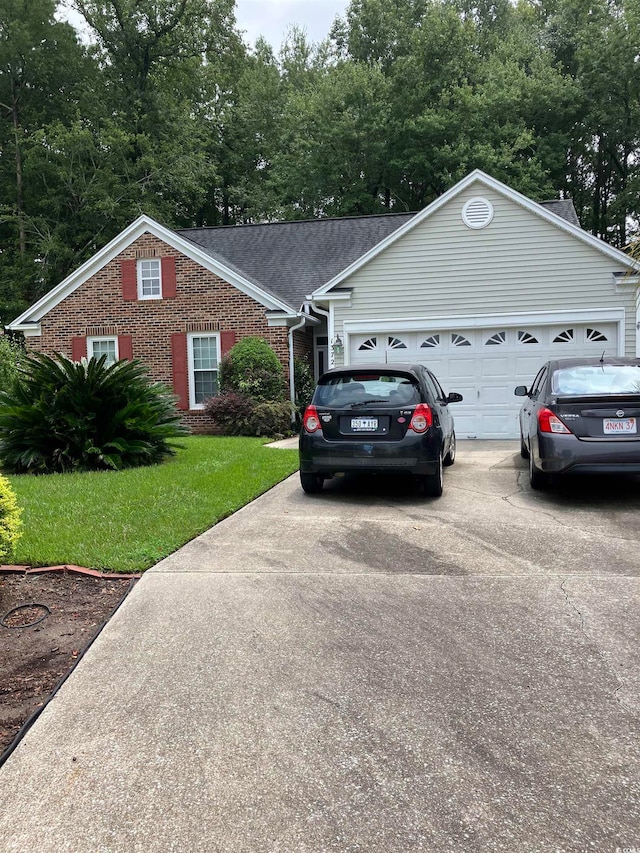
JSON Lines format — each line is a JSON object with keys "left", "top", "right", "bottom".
{"left": 520, "top": 432, "right": 530, "bottom": 459}
{"left": 300, "top": 471, "right": 324, "bottom": 494}
{"left": 443, "top": 432, "right": 456, "bottom": 467}
{"left": 528, "top": 452, "right": 549, "bottom": 490}
{"left": 418, "top": 454, "right": 444, "bottom": 497}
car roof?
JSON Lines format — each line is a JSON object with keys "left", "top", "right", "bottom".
{"left": 319, "top": 363, "right": 425, "bottom": 380}
{"left": 548, "top": 356, "right": 640, "bottom": 370}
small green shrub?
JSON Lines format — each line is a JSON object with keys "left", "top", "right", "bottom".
{"left": 250, "top": 401, "right": 293, "bottom": 436}
{"left": 220, "top": 337, "right": 286, "bottom": 402}
{"left": 294, "top": 357, "right": 315, "bottom": 414}
{"left": 205, "top": 392, "right": 255, "bottom": 436}
{"left": 0, "top": 352, "right": 188, "bottom": 474}
{"left": 0, "top": 473, "right": 22, "bottom": 561}
{"left": 0, "top": 335, "right": 23, "bottom": 392}
{"left": 205, "top": 394, "right": 292, "bottom": 437}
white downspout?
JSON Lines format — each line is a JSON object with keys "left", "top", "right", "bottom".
{"left": 288, "top": 315, "right": 307, "bottom": 417}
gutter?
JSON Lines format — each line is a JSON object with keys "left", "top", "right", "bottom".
{"left": 288, "top": 314, "right": 307, "bottom": 418}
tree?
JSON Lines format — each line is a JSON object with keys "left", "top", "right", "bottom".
{"left": 0, "top": 0, "right": 92, "bottom": 315}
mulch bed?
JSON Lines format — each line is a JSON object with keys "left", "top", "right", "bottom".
{"left": 0, "top": 570, "right": 135, "bottom": 757}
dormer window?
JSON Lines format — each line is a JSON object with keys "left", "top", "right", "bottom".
{"left": 138, "top": 259, "right": 162, "bottom": 299}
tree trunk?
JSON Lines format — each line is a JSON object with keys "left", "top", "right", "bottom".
{"left": 11, "top": 84, "right": 26, "bottom": 257}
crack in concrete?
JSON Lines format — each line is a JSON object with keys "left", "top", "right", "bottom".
{"left": 488, "top": 454, "right": 522, "bottom": 470}
{"left": 499, "top": 472, "right": 640, "bottom": 545}
{"left": 560, "top": 579, "right": 636, "bottom": 718}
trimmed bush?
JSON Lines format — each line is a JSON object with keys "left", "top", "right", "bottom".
{"left": 0, "top": 353, "right": 188, "bottom": 474}
{"left": 220, "top": 337, "right": 286, "bottom": 402}
{"left": 205, "top": 394, "right": 292, "bottom": 437}
{"left": 250, "top": 401, "right": 293, "bottom": 436}
{"left": 0, "top": 474, "right": 22, "bottom": 562}
{"left": 204, "top": 392, "right": 255, "bottom": 436}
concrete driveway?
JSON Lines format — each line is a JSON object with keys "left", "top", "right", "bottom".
{"left": 0, "top": 441, "right": 638, "bottom": 852}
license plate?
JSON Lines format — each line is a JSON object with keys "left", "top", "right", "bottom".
{"left": 351, "top": 418, "right": 378, "bottom": 431}
{"left": 603, "top": 418, "right": 637, "bottom": 434}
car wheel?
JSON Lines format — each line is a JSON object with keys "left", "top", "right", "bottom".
{"left": 300, "top": 471, "right": 324, "bottom": 494}
{"left": 528, "top": 452, "right": 548, "bottom": 490}
{"left": 520, "top": 431, "right": 530, "bottom": 459}
{"left": 418, "top": 454, "right": 444, "bottom": 497}
{"left": 443, "top": 431, "right": 456, "bottom": 467}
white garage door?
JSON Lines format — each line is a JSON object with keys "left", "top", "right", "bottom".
{"left": 349, "top": 323, "right": 618, "bottom": 438}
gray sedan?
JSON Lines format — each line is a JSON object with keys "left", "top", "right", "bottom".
{"left": 515, "top": 356, "right": 640, "bottom": 488}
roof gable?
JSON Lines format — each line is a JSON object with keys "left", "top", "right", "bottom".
{"left": 8, "top": 215, "right": 297, "bottom": 331}
{"left": 311, "top": 170, "right": 640, "bottom": 298}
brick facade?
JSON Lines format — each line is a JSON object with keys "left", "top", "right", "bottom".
{"left": 32, "top": 234, "right": 308, "bottom": 433}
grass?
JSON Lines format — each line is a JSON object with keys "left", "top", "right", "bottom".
{"left": 6, "top": 436, "right": 299, "bottom": 573}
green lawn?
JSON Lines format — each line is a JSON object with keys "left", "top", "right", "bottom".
{"left": 6, "top": 437, "right": 299, "bottom": 573}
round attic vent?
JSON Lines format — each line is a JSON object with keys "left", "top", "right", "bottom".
{"left": 462, "top": 197, "right": 494, "bottom": 229}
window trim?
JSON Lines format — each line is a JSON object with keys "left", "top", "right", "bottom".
{"left": 137, "top": 258, "right": 162, "bottom": 300}
{"left": 187, "top": 333, "right": 220, "bottom": 410}
{"left": 87, "top": 336, "right": 119, "bottom": 364}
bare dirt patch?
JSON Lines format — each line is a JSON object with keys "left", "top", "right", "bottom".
{"left": 0, "top": 571, "right": 135, "bottom": 756}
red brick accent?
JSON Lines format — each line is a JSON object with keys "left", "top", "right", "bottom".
{"left": 162, "top": 257, "right": 177, "bottom": 298}
{"left": 118, "top": 335, "right": 133, "bottom": 360}
{"left": 171, "top": 333, "right": 189, "bottom": 410}
{"left": 121, "top": 259, "right": 137, "bottom": 300}
{"left": 34, "top": 233, "right": 299, "bottom": 433}
{"left": 71, "top": 336, "right": 87, "bottom": 361}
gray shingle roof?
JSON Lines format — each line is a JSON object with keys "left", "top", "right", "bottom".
{"left": 177, "top": 200, "right": 581, "bottom": 311}
{"left": 539, "top": 200, "right": 581, "bottom": 228}
{"left": 177, "top": 213, "right": 415, "bottom": 311}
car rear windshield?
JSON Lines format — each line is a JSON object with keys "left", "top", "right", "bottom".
{"left": 313, "top": 373, "right": 421, "bottom": 407}
{"left": 552, "top": 364, "right": 640, "bottom": 395}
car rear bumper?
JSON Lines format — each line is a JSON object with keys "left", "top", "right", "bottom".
{"left": 535, "top": 433, "right": 640, "bottom": 475}
{"left": 299, "top": 431, "right": 441, "bottom": 476}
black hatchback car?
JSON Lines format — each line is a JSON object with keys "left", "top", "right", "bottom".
{"left": 516, "top": 356, "right": 640, "bottom": 488}
{"left": 299, "top": 363, "right": 462, "bottom": 496}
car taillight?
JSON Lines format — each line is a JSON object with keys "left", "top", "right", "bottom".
{"left": 538, "top": 408, "right": 572, "bottom": 434}
{"left": 409, "top": 403, "right": 433, "bottom": 433}
{"left": 303, "top": 404, "right": 322, "bottom": 433}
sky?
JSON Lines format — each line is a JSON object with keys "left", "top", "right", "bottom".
{"left": 234, "top": 0, "right": 350, "bottom": 48}
{"left": 58, "top": 1, "right": 351, "bottom": 51}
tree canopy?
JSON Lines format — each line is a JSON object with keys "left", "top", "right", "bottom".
{"left": 1, "top": 0, "right": 639, "bottom": 325}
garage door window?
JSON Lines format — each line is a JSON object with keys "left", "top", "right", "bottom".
{"left": 587, "top": 328, "right": 608, "bottom": 342}
{"left": 387, "top": 336, "right": 407, "bottom": 350}
{"left": 517, "top": 331, "right": 539, "bottom": 345}
{"left": 358, "top": 337, "right": 378, "bottom": 351}
{"left": 451, "top": 334, "right": 471, "bottom": 347}
{"left": 554, "top": 329, "right": 574, "bottom": 343}
{"left": 420, "top": 335, "right": 440, "bottom": 348}
{"left": 485, "top": 331, "right": 507, "bottom": 346}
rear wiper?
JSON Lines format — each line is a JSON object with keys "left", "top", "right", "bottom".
{"left": 348, "top": 399, "right": 390, "bottom": 407}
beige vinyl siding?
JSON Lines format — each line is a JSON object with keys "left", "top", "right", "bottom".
{"left": 332, "top": 182, "right": 635, "bottom": 357}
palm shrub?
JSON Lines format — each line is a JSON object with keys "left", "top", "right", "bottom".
{"left": 0, "top": 353, "right": 188, "bottom": 474}
{"left": 0, "top": 474, "right": 22, "bottom": 561}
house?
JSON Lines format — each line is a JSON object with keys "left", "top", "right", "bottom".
{"left": 7, "top": 170, "right": 640, "bottom": 438}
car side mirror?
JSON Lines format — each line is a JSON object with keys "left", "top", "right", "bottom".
{"left": 447, "top": 392, "right": 463, "bottom": 404}
{"left": 514, "top": 385, "right": 529, "bottom": 397}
